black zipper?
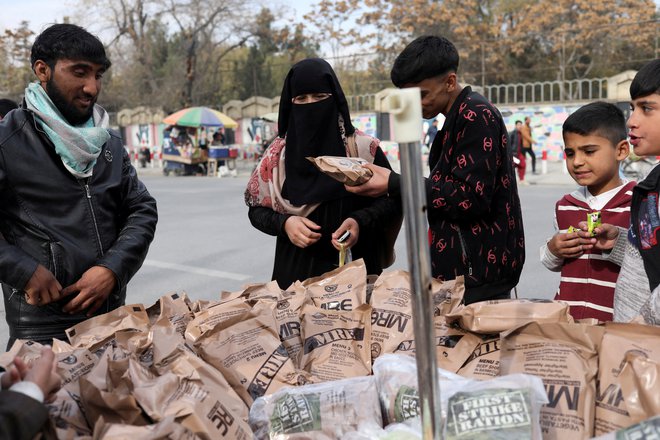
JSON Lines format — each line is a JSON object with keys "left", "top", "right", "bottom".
{"left": 80, "top": 178, "right": 104, "bottom": 257}
{"left": 456, "top": 227, "right": 473, "bottom": 276}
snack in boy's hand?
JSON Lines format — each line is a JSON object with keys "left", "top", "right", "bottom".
{"left": 566, "top": 225, "right": 578, "bottom": 234}
{"left": 307, "top": 156, "right": 373, "bottom": 186}
{"left": 587, "top": 211, "right": 602, "bottom": 236}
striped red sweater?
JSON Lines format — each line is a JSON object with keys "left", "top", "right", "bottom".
{"left": 554, "top": 182, "right": 635, "bottom": 321}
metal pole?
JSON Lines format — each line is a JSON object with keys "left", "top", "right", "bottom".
{"left": 386, "top": 88, "right": 442, "bottom": 439}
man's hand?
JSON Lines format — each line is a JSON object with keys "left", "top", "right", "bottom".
{"left": 331, "top": 218, "right": 359, "bottom": 251}
{"left": 62, "top": 266, "right": 117, "bottom": 316}
{"left": 0, "top": 356, "right": 29, "bottom": 389}
{"left": 24, "top": 264, "right": 63, "bottom": 306}
{"left": 547, "top": 231, "right": 591, "bottom": 259}
{"left": 344, "top": 163, "right": 391, "bottom": 198}
{"left": 24, "top": 347, "right": 61, "bottom": 403}
{"left": 284, "top": 216, "right": 322, "bottom": 248}
{"left": 577, "top": 221, "right": 620, "bottom": 252}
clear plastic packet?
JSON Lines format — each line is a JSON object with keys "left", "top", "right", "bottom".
{"left": 249, "top": 375, "right": 382, "bottom": 439}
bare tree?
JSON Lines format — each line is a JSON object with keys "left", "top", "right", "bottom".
{"left": 74, "top": 0, "right": 257, "bottom": 109}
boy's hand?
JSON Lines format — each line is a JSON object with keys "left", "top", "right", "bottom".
{"left": 547, "top": 231, "right": 590, "bottom": 259}
{"left": 577, "top": 221, "right": 619, "bottom": 252}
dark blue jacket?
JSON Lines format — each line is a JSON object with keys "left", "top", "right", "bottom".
{"left": 629, "top": 164, "right": 660, "bottom": 291}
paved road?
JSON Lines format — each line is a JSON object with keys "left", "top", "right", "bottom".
{"left": 0, "top": 160, "right": 574, "bottom": 348}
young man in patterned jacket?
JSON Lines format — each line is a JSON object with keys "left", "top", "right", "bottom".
{"left": 347, "top": 35, "right": 525, "bottom": 304}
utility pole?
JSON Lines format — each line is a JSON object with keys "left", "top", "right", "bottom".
{"left": 481, "top": 42, "right": 486, "bottom": 90}
{"left": 560, "top": 33, "right": 566, "bottom": 101}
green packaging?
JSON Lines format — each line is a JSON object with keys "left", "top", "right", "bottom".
{"left": 445, "top": 388, "right": 533, "bottom": 440}
{"left": 587, "top": 211, "right": 601, "bottom": 236}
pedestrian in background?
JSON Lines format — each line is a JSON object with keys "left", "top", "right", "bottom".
{"left": 509, "top": 120, "right": 528, "bottom": 185}
{"left": 425, "top": 118, "right": 439, "bottom": 148}
{"left": 521, "top": 116, "right": 537, "bottom": 174}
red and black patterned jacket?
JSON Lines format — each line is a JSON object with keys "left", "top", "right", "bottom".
{"left": 390, "top": 87, "right": 525, "bottom": 303}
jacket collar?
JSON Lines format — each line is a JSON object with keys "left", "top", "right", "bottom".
{"left": 636, "top": 164, "right": 660, "bottom": 191}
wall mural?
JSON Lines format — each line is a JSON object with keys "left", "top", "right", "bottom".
{"left": 351, "top": 113, "right": 378, "bottom": 138}
{"left": 122, "top": 124, "right": 165, "bottom": 152}
{"left": 500, "top": 104, "right": 583, "bottom": 161}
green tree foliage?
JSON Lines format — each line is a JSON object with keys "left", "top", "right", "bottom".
{"left": 227, "top": 8, "right": 319, "bottom": 100}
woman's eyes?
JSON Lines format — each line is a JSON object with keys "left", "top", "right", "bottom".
{"left": 292, "top": 93, "right": 331, "bottom": 104}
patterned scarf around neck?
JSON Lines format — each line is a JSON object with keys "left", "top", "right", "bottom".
{"left": 24, "top": 82, "right": 110, "bottom": 178}
{"left": 244, "top": 122, "right": 378, "bottom": 217}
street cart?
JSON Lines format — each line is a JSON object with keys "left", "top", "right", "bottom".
{"left": 161, "top": 125, "right": 207, "bottom": 176}
{"left": 161, "top": 106, "right": 238, "bottom": 176}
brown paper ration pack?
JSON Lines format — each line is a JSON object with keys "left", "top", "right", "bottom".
{"left": 191, "top": 311, "right": 306, "bottom": 406}
{"left": 299, "top": 303, "right": 372, "bottom": 382}
{"left": 302, "top": 258, "right": 368, "bottom": 312}
{"left": 457, "top": 334, "right": 502, "bottom": 380}
{"left": 129, "top": 357, "right": 252, "bottom": 439}
{"left": 594, "top": 322, "right": 660, "bottom": 435}
{"left": 431, "top": 275, "right": 465, "bottom": 317}
{"left": 500, "top": 322, "right": 603, "bottom": 440}
{"left": 152, "top": 326, "right": 249, "bottom": 421}
{"left": 249, "top": 375, "right": 382, "bottom": 440}
{"left": 0, "top": 339, "right": 46, "bottom": 368}
{"left": 267, "top": 292, "right": 306, "bottom": 364}
{"left": 79, "top": 350, "right": 149, "bottom": 427}
{"left": 369, "top": 270, "right": 415, "bottom": 361}
{"left": 184, "top": 296, "right": 252, "bottom": 343}
{"left": 306, "top": 155, "right": 373, "bottom": 186}
{"left": 91, "top": 415, "right": 202, "bottom": 440}
{"left": 145, "top": 291, "right": 194, "bottom": 336}
{"left": 619, "top": 353, "right": 660, "bottom": 425}
{"left": 219, "top": 280, "right": 284, "bottom": 303}
{"left": 445, "top": 299, "right": 573, "bottom": 334}
{"left": 394, "top": 318, "right": 481, "bottom": 373}
{"left": 66, "top": 304, "right": 150, "bottom": 349}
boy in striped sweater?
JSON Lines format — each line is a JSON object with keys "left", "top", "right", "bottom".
{"left": 540, "top": 102, "right": 633, "bottom": 321}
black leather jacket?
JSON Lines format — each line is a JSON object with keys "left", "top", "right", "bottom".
{"left": 0, "top": 108, "right": 158, "bottom": 346}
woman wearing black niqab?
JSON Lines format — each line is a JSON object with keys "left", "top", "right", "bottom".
{"left": 245, "top": 58, "right": 402, "bottom": 288}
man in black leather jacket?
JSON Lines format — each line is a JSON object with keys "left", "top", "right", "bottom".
{"left": 0, "top": 24, "right": 158, "bottom": 348}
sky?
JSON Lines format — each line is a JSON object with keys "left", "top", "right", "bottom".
{"left": 0, "top": 0, "right": 72, "bottom": 32}
{"left": 0, "top": 0, "right": 316, "bottom": 35}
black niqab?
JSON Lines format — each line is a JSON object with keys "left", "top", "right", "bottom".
{"left": 278, "top": 58, "right": 356, "bottom": 206}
